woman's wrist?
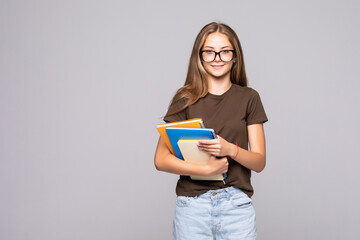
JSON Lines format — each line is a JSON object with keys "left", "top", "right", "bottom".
{"left": 201, "top": 164, "right": 211, "bottom": 176}
{"left": 228, "top": 142, "right": 239, "bottom": 159}
{"left": 187, "top": 161, "right": 211, "bottom": 176}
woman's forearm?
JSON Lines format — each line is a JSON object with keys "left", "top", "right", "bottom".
{"left": 154, "top": 136, "right": 229, "bottom": 176}
{"left": 228, "top": 143, "right": 266, "bottom": 173}
{"left": 155, "top": 151, "right": 209, "bottom": 176}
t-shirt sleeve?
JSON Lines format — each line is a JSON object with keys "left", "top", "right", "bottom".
{"left": 163, "top": 98, "right": 187, "bottom": 123}
{"left": 246, "top": 89, "right": 268, "bottom": 126}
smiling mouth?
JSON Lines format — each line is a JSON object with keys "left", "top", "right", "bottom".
{"left": 211, "top": 65, "right": 224, "bottom": 69}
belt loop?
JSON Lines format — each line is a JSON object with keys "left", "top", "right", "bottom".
{"left": 225, "top": 187, "right": 231, "bottom": 201}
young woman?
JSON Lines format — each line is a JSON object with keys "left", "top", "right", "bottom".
{"left": 154, "top": 22, "right": 268, "bottom": 240}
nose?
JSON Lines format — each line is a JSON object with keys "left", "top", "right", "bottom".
{"left": 214, "top": 52, "right": 221, "bottom": 62}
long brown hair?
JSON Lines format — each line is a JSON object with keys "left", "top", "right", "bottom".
{"left": 164, "top": 22, "right": 248, "bottom": 118}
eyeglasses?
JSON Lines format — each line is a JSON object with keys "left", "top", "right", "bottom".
{"left": 200, "top": 50, "right": 236, "bottom": 62}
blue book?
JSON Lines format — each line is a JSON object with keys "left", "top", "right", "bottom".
{"left": 165, "top": 127, "right": 216, "bottom": 160}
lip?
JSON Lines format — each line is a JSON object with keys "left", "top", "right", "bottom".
{"left": 211, "top": 65, "right": 224, "bottom": 69}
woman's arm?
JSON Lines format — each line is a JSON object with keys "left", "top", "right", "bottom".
{"left": 231, "top": 123, "right": 266, "bottom": 172}
{"left": 198, "top": 123, "right": 266, "bottom": 173}
{"left": 154, "top": 136, "right": 228, "bottom": 176}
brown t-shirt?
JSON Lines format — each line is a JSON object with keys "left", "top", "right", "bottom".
{"left": 163, "top": 83, "right": 268, "bottom": 198}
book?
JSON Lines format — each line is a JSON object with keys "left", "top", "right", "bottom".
{"left": 178, "top": 140, "right": 224, "bottom": 181}
{"left": 165, "top": 127, "right": 216, "bottom": 160}
{"left": 156, "top": 118, "right": 204, "bottom": 154}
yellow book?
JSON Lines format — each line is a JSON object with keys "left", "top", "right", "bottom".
{"left": 177, "top": 140, "right": 223, "bottom": 181}
{"left": 156, "top": 118, "right": 204, "bottom": 154}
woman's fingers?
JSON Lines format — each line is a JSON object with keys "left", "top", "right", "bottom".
{"left": 198, "top": 142, "right": 221, "bottom": 154}
{"left": 199, "top": 146, "right": 221, "bottom": 155}
{"left": 206, "top": 156, "right": 228, "bottom": 175}
{"left": 198, "top": 136, "right": 229, "bottom": 156}
{"left": 200, "top": 148, "right": 221, "bottom": 156}
{"left": 198, "top": 139, "right": 219, "bottom": 145}
{"left": 198, "top": 145, "right": 218, "bottom": 150}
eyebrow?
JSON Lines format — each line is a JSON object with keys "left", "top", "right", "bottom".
{"left": 203, "top": 46, "right": 232, "bottom": 49}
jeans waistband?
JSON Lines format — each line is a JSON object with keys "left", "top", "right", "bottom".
{"left": 195, "top": 186, "right": 246, "bottom": 200}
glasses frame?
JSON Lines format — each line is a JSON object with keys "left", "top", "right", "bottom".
{"left": 199, "top": 49, "right": 236, "bottom": 63}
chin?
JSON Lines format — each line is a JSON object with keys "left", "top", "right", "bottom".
{"left": 210, "top": 72, "right": 230, "bottom": 79}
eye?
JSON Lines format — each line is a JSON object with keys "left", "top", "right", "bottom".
{"left": 222, "top": 50, "right": 231, "bottom": 53}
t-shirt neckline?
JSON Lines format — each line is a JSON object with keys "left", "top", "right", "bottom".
{"left": 206, "top": 83, "right": 234, "bottom": 99}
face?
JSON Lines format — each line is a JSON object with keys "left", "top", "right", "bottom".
{"left": 200, "top": 32, "right": 235, "bottom": 80}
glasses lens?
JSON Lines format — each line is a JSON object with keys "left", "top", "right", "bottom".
{"left": 220, "top": 50, "right": 234, "bottom": 62}
{"left": 201, "top": 50, "right": 234, "bottom": 62}
{"left": 201, "top": 51, "right": 215, "bottom": 62}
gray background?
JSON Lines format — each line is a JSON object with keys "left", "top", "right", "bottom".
{"left": 1, "top": 0, "right": 359, "bottom": 239}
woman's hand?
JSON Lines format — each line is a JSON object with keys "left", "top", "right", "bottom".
{"left": 204, "top": 155, "right": 228, "bottom": 176}
{"left": 198, "top": 135, "right": 233, "bottom": 157}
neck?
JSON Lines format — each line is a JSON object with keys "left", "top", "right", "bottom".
{"left": 207, "top": 75, "right": 232, "bottom": 95}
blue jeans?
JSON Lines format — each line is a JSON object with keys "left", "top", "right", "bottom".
{"left": 173, "top": 186, "right": 257, "bottom": 240}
